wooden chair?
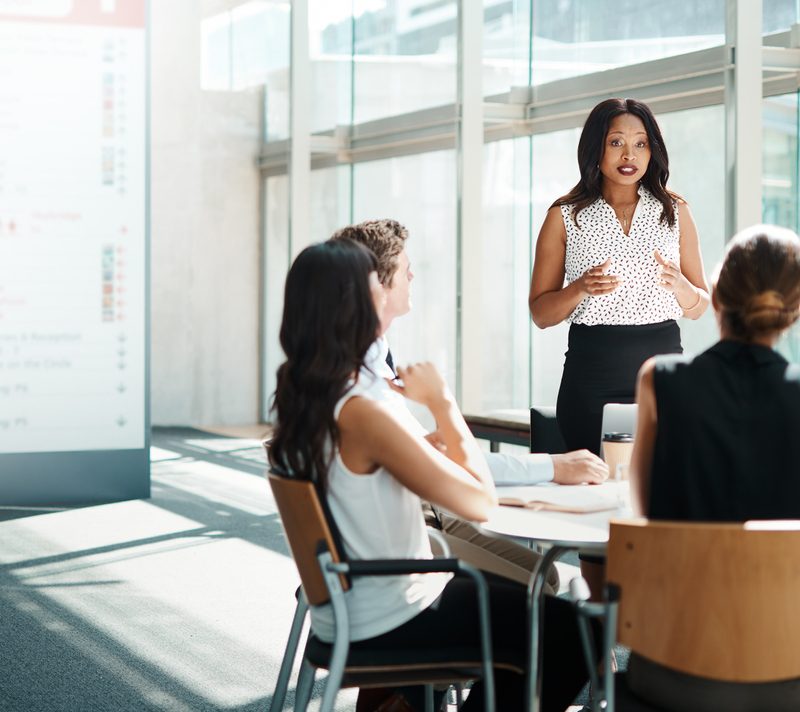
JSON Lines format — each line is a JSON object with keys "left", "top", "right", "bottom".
{"left": 267, "top": 469, "right": 500, "bottom": 712}
{"left": 570, "top": 519, "right": 800, "bottom": 712}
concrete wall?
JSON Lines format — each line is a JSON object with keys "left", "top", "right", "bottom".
{"left": 150, "top": 1, "right": 261, "bottom": 425}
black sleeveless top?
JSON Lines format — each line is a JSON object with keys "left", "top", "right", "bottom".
{"left": 649, "top": 340, "right": 800, "bottom": 521}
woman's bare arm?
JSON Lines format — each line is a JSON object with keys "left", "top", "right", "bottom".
{"left": 338, "top": 396, "right": 496, "bottom": 522}
{"left": 656, "top": 202, "right": 710, "bottom": 320}
{"left": 629, "top": 358, "right": 658, "bottom": 516}
{"left": 529, "top": 206, "right": 621, "bottom": 328}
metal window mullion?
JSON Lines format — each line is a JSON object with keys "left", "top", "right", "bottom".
{"left": 263, "top": 44, "right": 737, "bottom": 175}
{"left": 456, "top": 0, "right": 483, "bottom": 410}
{"left": 725, "top": 0, "right": 763, "bottom": 236}
{"left": 260, "top": 32, "right": 800, "bottom": 183}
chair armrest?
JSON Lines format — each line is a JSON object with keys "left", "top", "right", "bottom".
{"left": 319, "top": 552, "right": 496, "bottom": 710}
{"left": 329, "top": 557, "right": 463, "bottom": 576}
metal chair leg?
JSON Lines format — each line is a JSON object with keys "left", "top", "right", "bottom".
{"left": 452, "top": 683, "right": 464, "bottom": 708}
{"left": 270, "top": 594, "right": 308, "bottom": 712}
{"left": 319, "top": 636, "right": 347, "bottom": 712}
{"left": 424, "top": 684, "right": 434, "bottom": 712}
{"left": 293, "top": 658, "right": 315, "bottom": 712}
{"left": 319, "top": 552, "right": 351, "bottom": 712}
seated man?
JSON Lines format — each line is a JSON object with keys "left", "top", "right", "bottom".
{"left": 331, "top": 219, "right": 606, "bottom": 590}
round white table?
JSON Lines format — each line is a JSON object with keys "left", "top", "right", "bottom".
{"left": 481, "top": 482, "right": 634, "bottom": 712}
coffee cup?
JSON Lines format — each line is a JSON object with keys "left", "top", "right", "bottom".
{"left": 602, "top": 432, "right": 634, "bottom": 480}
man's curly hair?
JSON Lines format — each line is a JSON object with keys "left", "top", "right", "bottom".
{"left": 330, "top": 219, "right": 409, "bottom": 286}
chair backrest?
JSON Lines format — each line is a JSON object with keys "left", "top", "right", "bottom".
{"left": 268, "top": 472, "right": 350, "bottom": 606}
{"left": 607, "top": 519, "right": 800, "bottom": 682}
{"left": 599, "top": 403, "right": 637, "bottom": 456}
{"left": 529, "top": 406, "right": 566, "bottom": 454}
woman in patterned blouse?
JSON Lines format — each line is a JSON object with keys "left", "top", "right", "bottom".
{"left": 528, "top": 98, "right": 710, "bottom": 456}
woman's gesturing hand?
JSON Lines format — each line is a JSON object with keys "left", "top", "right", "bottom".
{"left": 389, "top": 362, "right": 452, "bottom": 408}
{"left": 654, "top": 250, "right": 699, "bottom": 308}
{"left": 577, "top": 257, "right": 623, "bottom": 297}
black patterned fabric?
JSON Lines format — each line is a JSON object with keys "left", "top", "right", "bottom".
{"left": 562, "top": 184, "right": 683, "bottom": 325}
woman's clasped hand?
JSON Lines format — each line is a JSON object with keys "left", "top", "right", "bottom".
{"left": 577, "top": 257, "right": 623, "bottom": 296}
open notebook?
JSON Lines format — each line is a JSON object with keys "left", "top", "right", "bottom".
{"left": 496, "top": 485, "right": 619, "bottom": 514}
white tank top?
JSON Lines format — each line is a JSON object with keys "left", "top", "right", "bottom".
{"left": 562, "top": 185, "right": 683, "bottom": 326}
{"left": 309, "top": 365, "right": 451, "bottom": 643}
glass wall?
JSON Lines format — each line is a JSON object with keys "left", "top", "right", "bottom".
{"left": 351, "top": 0, "right": 458, "bottom": 124}
{"left": 310, "top": 166, "right": 351, "bottom": 242}
{"left": 309, "top": 1, "right": 353, "bottom": 133}
{"left": 201, "top": 2, "right": 290, "bottom": 140}
{"left": 262, "top": 174, "right": 289, "bottom": 415}
{"left": 763, "top": 91, "right": 800, "bottom": 361}
{"left": 258, "top": 0, "right": 800, "bottom": 418}
{"left": 353, "top": 151, "right": 458, "bottom": 396}
{"left": 529, "top": 127, "right": 579, "bottom": 406}
{"left": 658, "top": 105, "right": 726, "bottom": 357}
{"left": 531, "top": 0, "right": 725, "bottom": 85}
{"left": 763, "top": 0, "right": 799, "bottom": 33}
{"left": 763, "top": 92, "right": 799, "bottom": 232}
{"left": 483, "top": 0, "right": 531, "bottom": 94}
{"left": 481, "top": 137, "right": 532, "bottom": 410}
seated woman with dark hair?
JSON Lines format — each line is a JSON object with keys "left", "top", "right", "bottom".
{"left": 270, "top": 237, "right": 592, "bottom": 711}
{"left": 630, "top": 224, "right": 800, "bottom": 521}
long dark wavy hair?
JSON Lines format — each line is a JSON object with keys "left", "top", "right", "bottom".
{"left": 269, "top": 239, "right": 380, "bottom": 489}
{"left": 553, "top": 98, "right": 679, "bottom": 228}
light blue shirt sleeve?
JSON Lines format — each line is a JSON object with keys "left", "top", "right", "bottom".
{"left": 484, "top": 452, "right": 554, "bottom": 485}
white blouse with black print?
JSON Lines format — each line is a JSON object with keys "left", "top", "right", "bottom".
{"left": 561, "top": 184, "right": 683, "bottom": 326}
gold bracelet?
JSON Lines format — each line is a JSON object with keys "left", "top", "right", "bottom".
{"left": 681, "top": 289, "right": 702, "bottom": 312}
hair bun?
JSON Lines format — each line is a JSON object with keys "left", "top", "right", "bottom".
{"left": 746, "top": 290, "right": 785, "bottom": 313}
{"left": 741, "top": 290, "right": 794, "bottom": 334}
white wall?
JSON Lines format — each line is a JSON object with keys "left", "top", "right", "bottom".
{"left": 150, "top": 0, "right": 261, "bottom": 425}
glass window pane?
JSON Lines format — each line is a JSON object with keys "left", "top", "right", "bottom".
{"left": 263, "top": 175, "right": 289, "bottom": 420}
{"left": 483, "top": 0, "right": 531, "bottom": 94}
{"left": 763, "top": 93, "right": 798, "bottom": 231}
{"left": 231, "top": 3, "right": 289, "bottom": 91}
{"left": 763, "top": 0, "right": 799, "bottom": 34}
{"left": 260, "top": 1, "right": 291, "bottom": 141}
{"left": 762, "top": 91, "right": 800, "bottom": 362}
{"left": 201, "top": 2, "right": 290, "bottom": 141}
{"left": 352, "top": 151, "right": 457, "bottom": 425}
{"left": 530, "top": 127, "right": 580, "bottom": 406}
{"left": 311, "top": 166, "right": 352, "bottom": 241}
{"left": 310, "top": 1, "right": 353, "bottom": 133}
{"left": 531, "top": 0, "right": 725, "bottom": 85}
{"left": 657, "top": 105, "right": 724, "bottom": 357}
{"left": 201, "top": 11, "right": 232, "bottom": 91}
{"left": 352, "top": 0, "right": 458, "bottom": 124}
{"left": 481, "top": 137, "right": 532, "bottom": 410}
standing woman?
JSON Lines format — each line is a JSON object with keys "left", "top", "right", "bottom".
{"left": 529, "top": 98, "right": 710, "bottom": 455}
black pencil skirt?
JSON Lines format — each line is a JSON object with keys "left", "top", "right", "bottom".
{"left": 556, "top": 320, "right": 682, "bottom": 455}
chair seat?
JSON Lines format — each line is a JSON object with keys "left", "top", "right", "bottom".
{"left": 306, "top": 634, "right": 524, "bottom": 677}
{"left": 612, "top": 673, "right": 665, "bottom": 712}
{"left": 617, "top": 657, "right": 800, "bottom": 712}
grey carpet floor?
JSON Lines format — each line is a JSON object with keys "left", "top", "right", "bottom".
{"left": 0, "top": 427, "right": 355, "bottom": 711}
{"left": 0, "top": 428, "right": 609, "bottom": 711}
